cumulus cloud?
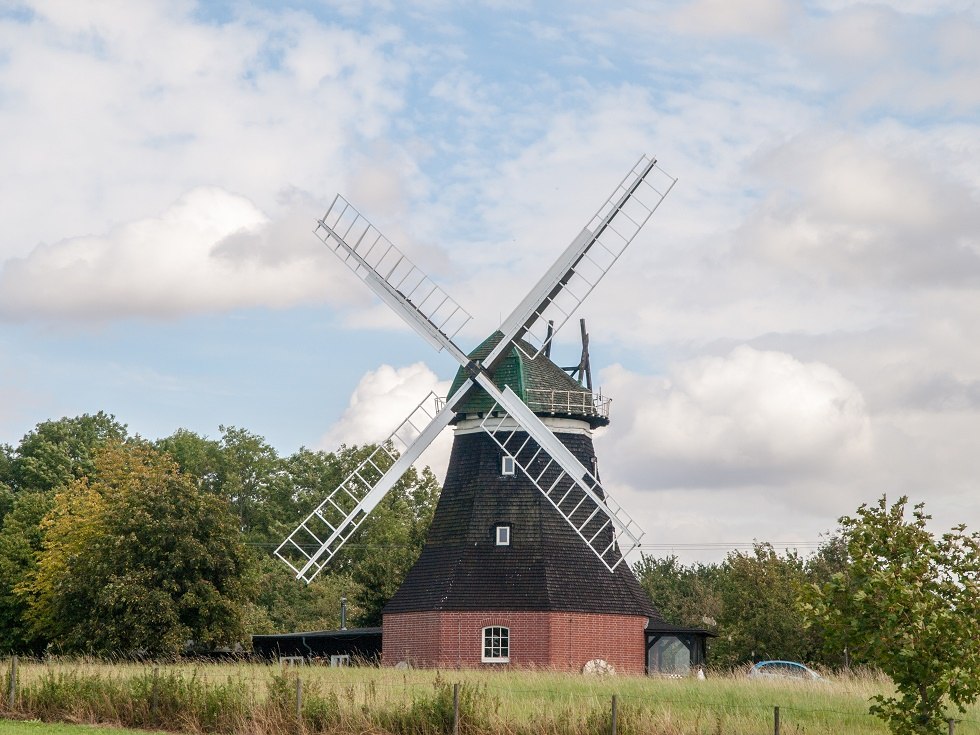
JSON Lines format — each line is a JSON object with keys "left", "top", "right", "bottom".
{"left": 596, "top": 346, "right": 872, "bottom": 489}
{"left": 0, "top": 188, "right": 369, "bottom": 321}
{"left": 320, "top": 363, "right": 454, "bottom": 479}
{"left": 0, "top": 3, "right": 409, "bottom": 263}
{"left": 736, "top": 134, "right": 980, "bottom": 288}
{"left": 668, "top": 0, "right": 795, "bottom": 38}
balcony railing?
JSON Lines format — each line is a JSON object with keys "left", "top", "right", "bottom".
{"left": 437, "top": 389, "right": 611, "bottom": 419}
{"left": 525, "top": 388, "right": 611, "bottom": 419}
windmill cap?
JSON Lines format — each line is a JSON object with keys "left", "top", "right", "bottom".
{"left": 447, "top": 331, "right": 610, "bottom": 428}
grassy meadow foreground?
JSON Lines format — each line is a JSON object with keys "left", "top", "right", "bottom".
{"left": 0, "top": 723, "right": 165, "bottom": 735}
{"left": 3, "top": 659, "right": 980, "bottom": 735}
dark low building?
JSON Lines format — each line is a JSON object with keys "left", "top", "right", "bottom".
{"left": 252, "top": 627, "right": 381, "bottom": 664}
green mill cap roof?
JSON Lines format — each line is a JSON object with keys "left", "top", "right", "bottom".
{"left": 447, "top": 332, "right": 610, "bottom": 428}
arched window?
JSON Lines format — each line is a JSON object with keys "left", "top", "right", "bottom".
{"left": 481, "top": 626, "right": 509, "bottom": 663}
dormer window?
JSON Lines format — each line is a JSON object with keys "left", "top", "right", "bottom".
{"left": 501, "top": 455, "right": 516, "bottom": 475}
{"left": 495, "top": 525, "right": 511, "bottom": 546}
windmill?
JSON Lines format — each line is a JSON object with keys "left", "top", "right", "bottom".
{"left": 276, "top": 156, "right": 708, "bottom": 673}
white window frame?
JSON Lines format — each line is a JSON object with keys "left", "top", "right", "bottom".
{"left": 501, "top": 455, "right": 516, "bottom": 475}
{"left": 481, "top": 626, "right": 510, "bottom": 663}
{"left": 495, "top": 524, "right": 511, "bottom": 546}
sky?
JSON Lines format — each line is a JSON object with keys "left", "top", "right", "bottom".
{"left": 1, "top": 0, "right": 978, "bottom": 563}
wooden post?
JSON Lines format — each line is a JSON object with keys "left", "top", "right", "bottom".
{"left": 948, "top": 717, "right": 955, "bottom": 735}
{"left": 611, "top": 694, "right": 618, "bottom": 735}
{"left": 151, "top": 666, "right": 159, "bottom": 721}
{"left": 452, "top": 683, "right": 460, "bottom": 735}
{"left": 774, "top": 705, "right": 780, "bottom": 735}
{"left": 8, "top": 655, "right": 16, "bottom": 711}
{"left": 295, "top": 675, "right": 303, "bottom": 725}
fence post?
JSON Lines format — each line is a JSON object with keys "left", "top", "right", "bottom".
{"left": 773, "top": 705, "right": 780, "bottom": 735}
{"left": 452, "top": 682, "right": 460, "bottom": 735}
{"left": 8, "top": 655, "right": 16, "bottom": 711}
{"left": 611, "top": 694, "right": 617, "bottom": 735}
{"left": 948, "top": 717, "right": 955, "bottom": 735}
{"left": 295, "top": 675, "right": 303, "bottom": 725}
{"left": 151, "top": 666, "right": 159, "bottom": 722}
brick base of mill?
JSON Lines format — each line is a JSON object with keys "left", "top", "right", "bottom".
{"left": 382, "top": 611, "right": 648, "bottom": 673}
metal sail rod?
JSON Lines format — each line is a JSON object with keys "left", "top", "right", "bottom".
{"left": 488, "top": 155, "right": 675, "bottom": 366}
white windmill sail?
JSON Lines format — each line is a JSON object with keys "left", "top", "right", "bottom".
{"left": 314, "top": 195, "right": 473, "bottom": 361}
{"left": 491, "top": 155, "right": 675, "bottom": 362}
{"left": 278, "top": 155, "right": 673, "bottom": 582}
{"left": 275, "top": 389, "right": 456, "bottom": 583}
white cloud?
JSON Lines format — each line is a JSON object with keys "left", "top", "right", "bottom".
{"left": 668, "top": 0, "right": 795, "bottom": 38}
{"left": 736, "top": 133, "right": 980, "bottom": 288}
{"left": 0, "top": 187, "right": 365, "bottom": 321}
{"left": 0, "top": 2, "right": 409, "bottom": 263}
{"left": 320, "top": 363, "right": 454, "bottom": 479}
{"left": 596, "top": 346, "right": 872, "bottom": 489}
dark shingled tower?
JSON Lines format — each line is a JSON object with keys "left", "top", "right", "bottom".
{"left": 382, "top": 333, "right": 691, "bottom": 673}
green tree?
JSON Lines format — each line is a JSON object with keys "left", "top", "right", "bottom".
{"left": 248, "top": 555, "right": 366, "bottom": 634}
{"left": 633, "top": 554, "right": 722, "bottom": 630}
{"left": 801, "top": 534, "right": 851, "bottom": 668}
{"left": 0, "top": 484, "right": 13, "bottom": 526}
{"left": 711, "top": 543, "right": 814, "bottom": 669}
{"left": 274, "top": 443, "right": 441, "bottom": 627}
{"left": 155, "top": 428, "right": 222, "bottom": 491}
{"left": 0, "top": 443, "right": 13, "bottom": 519}
{"left": 214, "top": 426, "right": 289, "bottom": 542}
{"left": 25, "top": 441, "right": 254, "bottom": 655}
{"left": 801, "top": 496, "right": 980, "bottom": 735}
{"left": 0, "top": 491, "right": 54, "bottom": 653}
{"left": 10, "top": 412, "right": 127, "bottom": 493}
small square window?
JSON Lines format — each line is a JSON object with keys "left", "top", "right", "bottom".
{"left": 496, "top": 525, "right": 510, "bottom": 546}
{"left": 501, "top": 455, "right": 516, "bottom": 475}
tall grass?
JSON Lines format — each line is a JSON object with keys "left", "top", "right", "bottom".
{"left": 3, "top": 658, "right": 979, "bottom": 734}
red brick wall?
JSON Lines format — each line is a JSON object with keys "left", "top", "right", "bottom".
{"left": 382, "top": 611, "right": 647, "bottom": 674}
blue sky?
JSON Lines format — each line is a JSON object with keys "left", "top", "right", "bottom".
{"left": 1, "top": 0, "right": 978, "bottom": 560}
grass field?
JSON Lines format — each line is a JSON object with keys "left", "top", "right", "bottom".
{"left": 0, "top": 722, "right": 163, "bottom": 735}
{"left": 4, "top": 659, "right": 980, "bottom": 734}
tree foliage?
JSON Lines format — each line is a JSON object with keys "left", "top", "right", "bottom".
{"left": 711, "top": 543, "right": 813, "bottom": 668}
{"left": 801, "top": 496, "right": 980, "bottom": 735}
{"left": 634, "top": 554, "right": 722, "bottom": 630}
{"left": 25, "top": 441, "right": 253, "bottom": 655}
{"left": 0, "top": 491, "right": 53, "bottom": 653}
{"left": 634, "top": 539, "right": 849, "bottom": 670}
{"left": 10, "top": 412, "right": 127, "bottom": 493}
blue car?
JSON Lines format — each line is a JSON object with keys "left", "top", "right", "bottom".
{"left": 748, "top": 660, "right": 825, "bottom": 681}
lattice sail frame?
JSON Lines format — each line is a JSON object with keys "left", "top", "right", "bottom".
{"left": 275, "top": 392, "right": 444, "bottom": 582}
{"left": 497, "top": 155, "right": 676, "bottom": 360}
{"left": 278, "top": 155, "right": 672, "bottom": 582}
{"left": 314, "top": 195, "right": 473, "bottom": 353}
